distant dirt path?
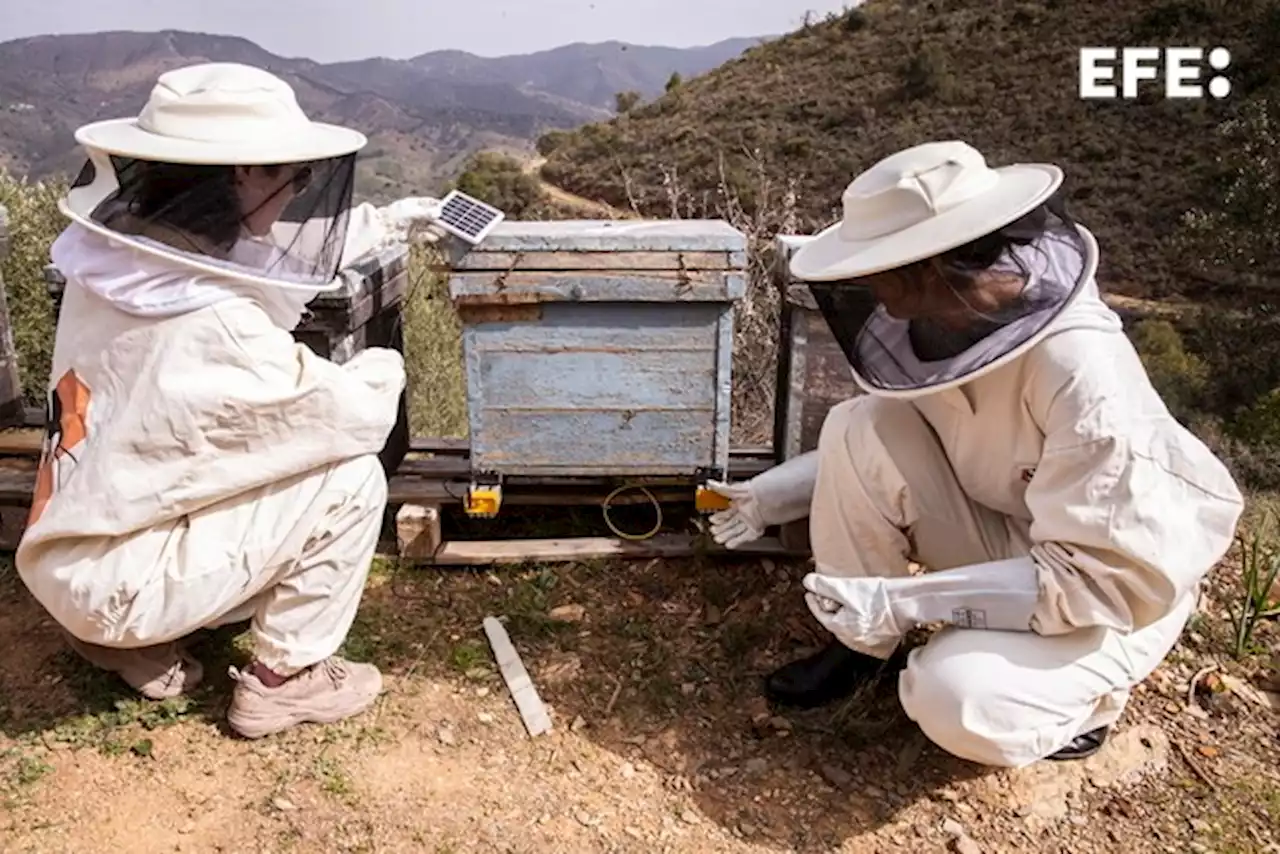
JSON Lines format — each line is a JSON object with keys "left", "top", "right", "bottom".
{"left": 522, "top": 155, "right": 637, "bottom": 219}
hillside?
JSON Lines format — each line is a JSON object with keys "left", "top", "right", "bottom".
{"left": 541, "top": 0, "right": 1280, "bottom": 298}
{"left": 406, "top": 38, "right": 766, "bottom": 111}
{"left": 0, "top": 29, "right": 760, "bottom": 202}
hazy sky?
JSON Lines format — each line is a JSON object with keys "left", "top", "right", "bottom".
{"left": 0, "top": 0, "right": 856, "bottom": 61}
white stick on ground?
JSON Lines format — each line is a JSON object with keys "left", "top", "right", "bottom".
{"left": 483, "top": 616, "right": 553, "bottom": 737}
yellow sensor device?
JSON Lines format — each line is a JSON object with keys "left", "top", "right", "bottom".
{"left": 695, "top": 486, "right": 732, "bottom": 513}
{"left": 465, "top": 483, "right": 503, "bottom": 518}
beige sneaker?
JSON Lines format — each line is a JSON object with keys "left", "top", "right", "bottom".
{"left": 226, "top": 657, "right": 383, "bottom": 739}
{"left": 65, "top": 634, "right": 204, "bottom": 700}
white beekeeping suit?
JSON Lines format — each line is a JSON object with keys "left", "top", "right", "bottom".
{"left": 16, "top": 62, "right": 452, "bottom": 740}
{"left": 708, "top": 141, "right": 1244, "bottom": 767}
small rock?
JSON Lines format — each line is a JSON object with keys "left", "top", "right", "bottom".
{"left": 179, "top": 823, "right": 195, "bottom": 835}
{"left": 681, "top": 809, "right": 700, "bottom": 824}
{"left": 571, "top": 716, "right": 587, "bottom": 732}
{"left": 437, "top": 727, "right": 457, "bottom": 746}
{"left": 863, "top": 784, "right": 886, "bottom": 799}
{"left": 574, "top": 810, "right": 597, "bottom": 827}
{"left": 747, "top": 696, "right": 771, "bottom": 724}
{"left": 766, "top": 716, "right": 793, "bottom": 732}
{"left": 271, "top": 797, "right": 296, "bottom": 812}
{"left": 549, "top": 604, "right": 586, "bottom": 622}
{"left": 951, "top": 835, "right": 982, "bottom": 854}
{"left": 738, "top": 822, "right": 757, "bottom": 836}
{"left": 475, "top": 686, "right": 490, "bottom": 698}
{"left": 620, "top": 762, "right": 636, "bottom": 779}
{"left": 624, "top": 826, "right": 643, "bottom": 839}
{"left": 942, "top": 818, "right": 966, "bottom": 837}
{"left": 681, "top": 683, "right": 696, "bottom": 696}
{"left": 745, "top": 758, "right": 769, "bottom": 774}
{"left": 477, "top": 712, "right": 495, "bottom": 724}
{"left": 819, "top": 764, "right": 853, "bottom": 789}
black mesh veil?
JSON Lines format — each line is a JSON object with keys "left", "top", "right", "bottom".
{"left": 63, "top": 146, "right": 357, "bottom": 289}
{"left": 805, "top": 199, "right": 1095, "bottom": 395}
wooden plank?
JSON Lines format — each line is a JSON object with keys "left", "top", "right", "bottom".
{"left": 0, "top": 456, "right": 772, "bottom": 511}
{"left": 417, "top": 533, "right": 796, "bottom": 566}
{"left": 453, "top": 250, "right": 746, "bottom": 272}
{"left": 0, "top": 506, "right": 27, "bottom": 550}
{"left": 483, "top": 616, "right": 553, "bottom": 737}
{"left": 395, "top": 504, "right": 442, "bottom": 559}
{"left": 0, "top": 449, "right": 772, "bottom": 482}
{"left": 449, "top": 271, "right": 746, "bottom": 304}
{"left": 459, "top": 219, "right": 747, "bottom": 254}
{"left": 0, "top": 456, "right": 35, "bottom": 502}
{"left": 0, "top": 429, "right": 42, "bottom": 455}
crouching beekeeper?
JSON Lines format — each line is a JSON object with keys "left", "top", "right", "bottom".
{"left": 708, "top": 141, "right": 1244, "bottom": 767}
{"left": 15, "top": 63, "right": 453, "bottom": 739}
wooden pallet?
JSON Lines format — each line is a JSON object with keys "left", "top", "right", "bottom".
{"left": 0, "top": 425, "right": 797, "bottom": 565}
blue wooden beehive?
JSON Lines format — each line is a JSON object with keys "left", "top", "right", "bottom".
{"left": 448, "top": 219, "right": 747, "bottom": 479}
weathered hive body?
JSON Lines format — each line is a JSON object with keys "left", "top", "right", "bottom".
{"left": 450, "top": 220, "right": 746, "bottom": 479}
{"left": 45, "top": 243, "right": 413, "bottom": 473}
{"left": 771, "top": 234, "right": 861, "bottom": 461}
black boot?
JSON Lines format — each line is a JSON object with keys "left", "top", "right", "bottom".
{"left": 1046, "top": 726, "right": 1110, "bottom": 761}
{"left": 764, "top": 641, "right": 904, "bottom": 710}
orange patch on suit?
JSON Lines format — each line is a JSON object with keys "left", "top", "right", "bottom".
{"left": 28, "top": 369, "right": 91, "bottom": 527}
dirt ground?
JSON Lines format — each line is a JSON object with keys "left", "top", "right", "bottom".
{"left": 0, "top": 541, "right": 1276, "bottom": 854}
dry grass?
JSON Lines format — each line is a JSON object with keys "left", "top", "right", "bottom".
{"left": 0, "top": 543, "right": 1276, "bottom": 853}
{"left": 401, "top": 246, "right": 469, "bottom": 438}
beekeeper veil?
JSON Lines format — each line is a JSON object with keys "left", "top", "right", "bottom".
{"left": 59, "top": 62, "right": 367, "bottom": 323}
{"left": 789, "top": 141, "right": 1097, "bottom": 397}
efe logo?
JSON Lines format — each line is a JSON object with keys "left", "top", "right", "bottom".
{"left": 1078, "top": 47, "right": 1231, "bottom": 99}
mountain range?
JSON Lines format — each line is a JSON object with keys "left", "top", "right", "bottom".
{"left": 0, "top": 29, "right": 765, "bottom": 200}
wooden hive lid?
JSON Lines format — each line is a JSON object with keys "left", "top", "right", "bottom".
{"left": 452, "top": 218, "right": 748, "bottom": 273}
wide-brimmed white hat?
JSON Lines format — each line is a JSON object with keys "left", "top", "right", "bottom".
{"left": 789, "top": 140, "right": 1063, "bottom": 281}
{"left": 72, "top": 62, "right": 367, "bottom": 165}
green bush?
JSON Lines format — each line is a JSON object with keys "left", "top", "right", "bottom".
{"left": 1230, "top": 386, "right": 1280, "bottom": 448}
{"left": 452, "top": 151, "right": 545, "bottom": 219}
{"left": 535, "top": 130, "right": 571, "bottom": 158}
{"left": 1130, "top": 319, "right": 1208, "bottom": 422}
{"left": 1178, "top": 96, "right": 1280, "bottom": 284}
{"left": 614, "top": 91, "right": 642, "bottom": 114}
{"left": 0, "top": 169, "right": 64, "bottom": 404}
{"left": 901, "top": 44, "right": 953, "bottom": 100}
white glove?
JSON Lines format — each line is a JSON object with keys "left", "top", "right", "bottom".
{"left": 705, "top": 451, "right": 819, "bottom": 548}
{"left": 802, "top": 557, "right": 1041, "bottom": 658}
{"left": 379, "top": 197, "right": 449, "bottom": 244}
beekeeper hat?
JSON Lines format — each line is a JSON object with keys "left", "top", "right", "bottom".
{"left": 789, "top": 140, "right": 1063, "bottom": 281}
{"left": 70, "top": 62, "right": 367, "bottom": 166}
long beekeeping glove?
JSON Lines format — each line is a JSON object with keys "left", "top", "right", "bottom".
{"left": 341, "top": 197, "right": 450, "bottom": 265}
{"left": 705, "top": 451, "right": 819, "bottom": 548}
{"left": 802, "top": 557, "right": 1041, "bottom": 658}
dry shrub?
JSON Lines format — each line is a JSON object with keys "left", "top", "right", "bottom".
{"left": 615, "top": 149, "right": 801, "bottom": 445}
{"left": 0, "top": 169, "right": 64, "bottom": 404}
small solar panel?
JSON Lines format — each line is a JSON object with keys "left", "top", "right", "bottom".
{"left": 436, "top": 190, "right": 505, "bottom": 245}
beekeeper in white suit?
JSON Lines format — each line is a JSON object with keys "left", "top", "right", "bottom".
{"left": 708, "top": 140, "right": 1244, "bottom": 767}
{"left": 16, "top": 62, "right": 455, "bottom": 738}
